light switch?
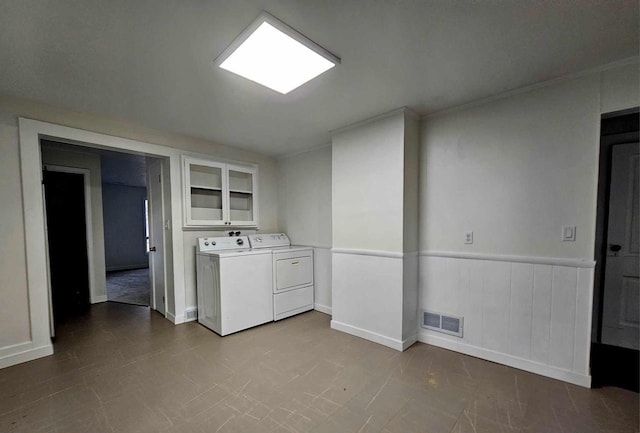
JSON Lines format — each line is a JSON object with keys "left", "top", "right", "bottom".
{"left": 464, "top": 231, "right": 473, "bottom": 244}
{"left": 561, "top": 225, "right": 576, "bottom": 242}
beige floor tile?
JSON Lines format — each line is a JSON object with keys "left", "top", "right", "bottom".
{"left": 0, "top": 303, "right": 637, "bottom": 433}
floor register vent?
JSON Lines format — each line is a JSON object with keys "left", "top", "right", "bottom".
{"left": 421, "top": 310, "right": 464, "bottom": 337}
{"left": 185, "top": 308, "right": 198, "bottom": 320}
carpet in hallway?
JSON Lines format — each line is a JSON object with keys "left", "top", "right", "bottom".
{"left": 106, "top": 268, "right": 150, "bottom": 306}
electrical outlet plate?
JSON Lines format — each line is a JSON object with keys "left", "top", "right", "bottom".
{"left": 464, "top": 231, "right": 473, "bottom": 244}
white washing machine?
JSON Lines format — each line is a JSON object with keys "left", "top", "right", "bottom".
{"left": 196, "top": 235, "right": 273, "bottom": 336}
{"left": 248, "top": 233, "right": 314, "bottom": 321}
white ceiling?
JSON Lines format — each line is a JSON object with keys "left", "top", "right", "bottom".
{"left": 1, "top": 1, "right": 637, "bottom": 156}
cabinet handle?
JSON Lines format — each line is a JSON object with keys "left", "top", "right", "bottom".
{"left": 291, "top": 261, "right": 299, "bottom": 265}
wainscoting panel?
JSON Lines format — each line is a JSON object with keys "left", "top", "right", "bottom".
{"left": 419, "top": 254, "right": 594, "bottom": 386}
{"left": 312, "top": 246, "right": 332, "bottom": 314}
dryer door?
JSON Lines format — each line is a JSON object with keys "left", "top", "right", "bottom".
{"left": 275, "top": 254, "right": 313, "bottom": 292}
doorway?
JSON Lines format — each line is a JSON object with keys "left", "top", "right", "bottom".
{"left": 40, "top": 139, "right": 169, "bottom": 331}
{"left": 591, "top": 108, "right": 639, "bottom": 392}
{"left": 43, "top": 169, "right": 91, "bottom": 332}
{"left": 101, "top": 151, "right": 152, "bottom": 306}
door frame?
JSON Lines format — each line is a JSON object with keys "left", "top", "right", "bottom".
{"left": 43, "top": 165, "right": 98, "bottom": 305}
{"left": 147, "top": 158, "right": 167, "bottom": 314}
{"left": 18, "top": 118, "right": 187, "bottom": 363}
{"left": 592, "top": 107, "right": 639, "bottom": 342}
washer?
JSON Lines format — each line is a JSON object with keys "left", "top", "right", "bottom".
{"left": 248, "top": 233, "right": 314, "bottom": 321}
{"left": 196, "top": 235, "right": 273, "bottom": 336}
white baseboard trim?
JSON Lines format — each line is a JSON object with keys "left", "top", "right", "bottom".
{"left": 331, "top": 320, "right": 405, "bottom": 351}
{"left": 402, "top": 333, "right": 419, "bottom": 350}
{"left": 91, "top": 295, "right": 107, "bottom": 304}
{"left": 0, "top": 341, "right": 54, "bottom": 369}
{"left": 418, "top": 331, "right": 591, "bottom": 388}
{"left": 314, "top": 303, "right": 332, "bottom": 315}
{"left": 166, "top": 312, "right": 178, "bottom": 324}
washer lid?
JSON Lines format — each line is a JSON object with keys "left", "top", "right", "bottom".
{"left": 197, "top": 236, "right": 250, "bottom": 252}
{"left": 248, "top": 233, "right": 290, "bottom": 249}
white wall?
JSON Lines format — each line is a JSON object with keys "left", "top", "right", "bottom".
{"left": 332, "top": 109, "right": 419, "bottom": 350}
{"left": 333, "top": 113, "right": 406, "bottom": 252}
{"left": 277, "top": 146, "right": 332, "bottom": 313}
{"left": 418, "top": 62, "right": 639, "bottom": 386}
{"left": 0, "top": 127, "right": 31, "bottom": 349}
{"left": 421, "top": 76, "right": 601, "bottom": 259}
{"left": 40, "top": 144, "right": 108, "bottom": 302}
{"left": 0, "top": 95, "right": 279, "bottom": 367}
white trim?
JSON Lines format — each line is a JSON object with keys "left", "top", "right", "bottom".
{"left": 314, "top": 303, "right": 332, "bottom": 315}
{"left": 93, "top": 295, "right": 107, "bottom": 304}
{"left": 296, "top": 244, "right": 332, "bottom": 250}
{"left": 43, "top": 165, "right": 99, "bottom": 304}
{"left": 418, "top": 331, "right": 591, "bottom": 388}
{"left": 332, "top": 248, "right": 405, "bottom": 259}
{"left": 276, "top": 142, "right": 332, "bottom": 160}
{"left": 166, "top": 312, "right": 177, "bottom": 324}
{"left": 18, "top": 118, "right": 186, "bottom": 365}
{"left": 330, "top": 107, "right": 418, "bottom": 136}
{"left": 331, "top": 320, "right": 406, "bottom": 351}
{"left": 424, "top": 56, "right": 639, "bottom": 120}
{"left": 402, "top": 334, "right": 419, "bottom": 351}
{"left": 0, "top": 341, "right": 54, "bottom": 369}
{"left": 419, "top": 250, "right": 596, "bottom": 268}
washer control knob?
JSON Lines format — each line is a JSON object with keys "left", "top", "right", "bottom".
{"left": 236, "top": 238, "right": 244, "bottom": 245}
{"left": 228, "top": 231, "right": 234, "bottom": 236}
{"left": 212, "top": 241, "right": 216, "bottom": 246}
{"left": 235, "top": 231, "right": 241, "bottom": 236}
{"left": 204, "top": 242, "right": 209, "bottom": 246}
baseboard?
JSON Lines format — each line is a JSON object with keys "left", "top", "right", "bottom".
{"left": 0, "top": 341, "right": 54, "bottom": 369}
{"left": 418, "top": 331, "right": 591, "bottom": 388}
{"left": 314, "top": 303, "right": 332, "bottom": 315}
{"left": 91, "top": 295, "right": 107, "bottom": 304}
{"left": 402, "top": 333, "right": 419, "bottom": 350}
{"left": 331, "top": 320, "right": 405, "bottom": 351}
{"left": 166, "top": 311, "right": 178, "bottom": 324}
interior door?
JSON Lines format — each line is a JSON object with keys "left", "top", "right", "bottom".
{"left": 147, "top": 159, "right": 166, "bottom": 315}
{"left": 43, "top": 170, "right": 90, "bottom": 328}
{"left": 602, "top": 142, "right": 640, "bottom": 350}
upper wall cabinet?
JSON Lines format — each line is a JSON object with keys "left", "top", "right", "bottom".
{"left": 183, "top": 156, "right": 258, "bottom": 227}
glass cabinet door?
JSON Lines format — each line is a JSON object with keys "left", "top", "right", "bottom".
{"left": 185, "top": 159, "right": 227, "bottom": 225}
{"left": 227, "top": 164, "right": 256, "bottom": 226}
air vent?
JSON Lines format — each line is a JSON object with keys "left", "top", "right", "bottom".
{"left": 421, "top": 309, "right": 463, "bottom": 337}
{"left": 185, "top": 308, "right": 198, "bottom": 321}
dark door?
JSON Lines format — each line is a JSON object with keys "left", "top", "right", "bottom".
{"left": 43, "top": 170, "right": 90, "bottom": 327}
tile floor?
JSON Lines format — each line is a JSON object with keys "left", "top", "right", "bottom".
{"left": 0, "top": 303, "right": 637, "bottom": 433}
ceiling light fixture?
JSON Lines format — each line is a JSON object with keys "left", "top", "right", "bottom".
{"left": 215, "top": 12, "right": 340, "bottom": 94}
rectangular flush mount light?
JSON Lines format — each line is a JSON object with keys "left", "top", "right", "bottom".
{"left": 215, "top": 12, "right": 340, "bottom": 94}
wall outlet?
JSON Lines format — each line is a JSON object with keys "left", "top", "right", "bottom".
{"left": 464, "top": 231, "right": 473, "bottom": 244}
{"left": 561, "top": 225, "right": 576, "bottom": 242}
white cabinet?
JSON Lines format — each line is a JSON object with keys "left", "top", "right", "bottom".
{"left": 183, "top": 157, "right": 258, "bottom": 227}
